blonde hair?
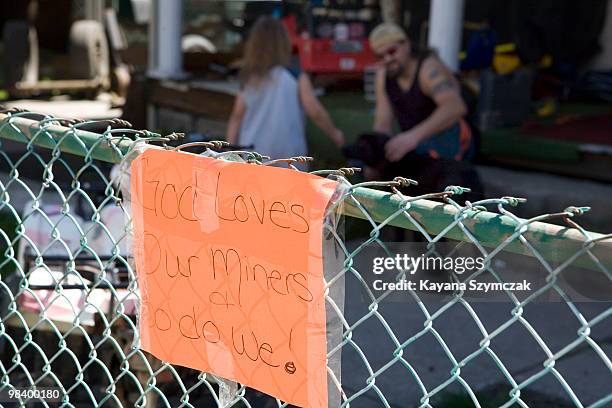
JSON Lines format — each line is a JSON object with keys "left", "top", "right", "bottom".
{"left": 369, "top": 23, "right": 407, "bottom": 51}
{"left": 240, "top": 16, "right": 291, "bottom": 86}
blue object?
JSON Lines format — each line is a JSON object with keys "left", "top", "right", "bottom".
{"left": 415, "top": 124, "right": 462, "bottom": 160}
{"left": 460, "top": 29, "right": 496, "bottom": 71}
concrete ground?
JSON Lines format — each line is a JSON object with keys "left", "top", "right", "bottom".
{"left": 337, "top": 248, "right": 612, "bottom": 407}
{"left": 475, "top": 165, "right": 612, "bottom": 234}
{"left": 334, "top": 166, "right": 612, "bottom": 407}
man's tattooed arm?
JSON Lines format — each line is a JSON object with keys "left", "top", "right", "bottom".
{"left": 431, "top": 79, "right": 457, "bottom": 96}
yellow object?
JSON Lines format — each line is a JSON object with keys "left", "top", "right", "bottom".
{"left": 495, "top": 43, "right": 516, "bottom": 53}
{"left": 464, "top": 21, "right": 489, "bottom": 30}
{"left": 537, "top": 99, "right": 557, "bottom": 117}
{"left": 493, "top": 54, "right": 521, "bottom": 75}
{"left": 540, "top": 54, "right": 553, "bottom": 68}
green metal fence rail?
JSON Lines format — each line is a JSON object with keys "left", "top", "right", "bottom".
{"left": 1, "top": 111, "right": 611, "bottom": 407}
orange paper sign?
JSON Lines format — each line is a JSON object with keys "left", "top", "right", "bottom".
{"left": 130, "top": 149, "right": 338, "bottom": 407}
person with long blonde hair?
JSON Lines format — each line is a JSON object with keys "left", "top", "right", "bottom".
{"left": 226, "top": 16, "right": 344, "bottom": 163}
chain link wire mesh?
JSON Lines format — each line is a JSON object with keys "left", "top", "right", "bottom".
{"left": 0, "top": 111, "right": 610, "bottom": 407}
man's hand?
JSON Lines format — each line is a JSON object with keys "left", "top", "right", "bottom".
{"left": 385, "top": 131, "right": 421, "bottom": 162}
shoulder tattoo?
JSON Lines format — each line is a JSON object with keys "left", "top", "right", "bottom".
{"left": 431, "top": 78, "right": 457, "bottom": 95}
{"left": 428, "top": 67, "right": 440, "bottom": 80}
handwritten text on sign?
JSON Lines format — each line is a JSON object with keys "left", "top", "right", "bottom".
{"left": 130, "top": 149, "right": 337, "bottom": 407}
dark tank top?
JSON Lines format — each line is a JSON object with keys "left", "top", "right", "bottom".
{"left": 385, "top": 57, "right": 437, "bottom": 132}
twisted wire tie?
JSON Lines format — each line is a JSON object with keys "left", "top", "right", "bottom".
{"left": 501, "top": 196, "right": 527, "bottom": 207}
{"left": 263, "top": 156, "right": 314, "bottom": 166}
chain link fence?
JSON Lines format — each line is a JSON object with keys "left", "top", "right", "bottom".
{"left": 0, "top": 110, "right": 610, "bottom": 407}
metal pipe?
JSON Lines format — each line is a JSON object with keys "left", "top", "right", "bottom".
{"left": 344, "top": 186, "right": 612, "bottom": 272}
{"left": 0, "top": 113, "right": 133, "bottom": 163}
{"left": 2, "top": 113, "right": 610, "bottom": 272}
